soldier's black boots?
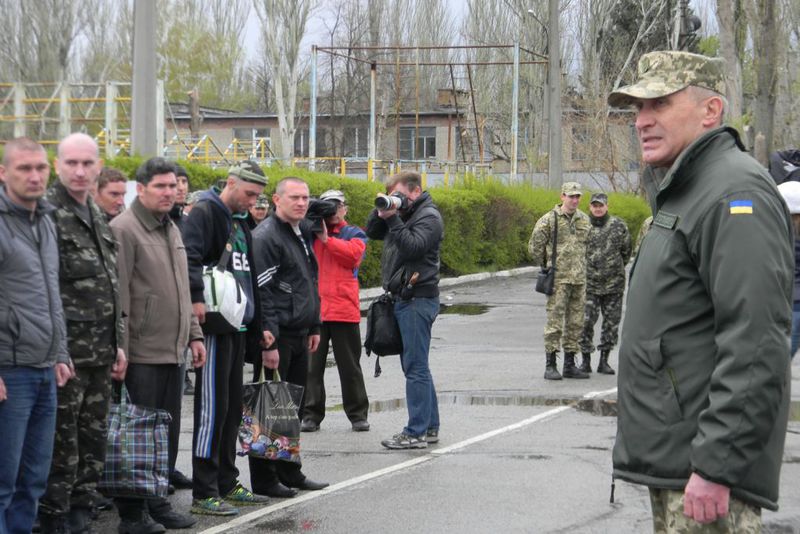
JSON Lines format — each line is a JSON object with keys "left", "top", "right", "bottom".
{"left": 562, "top": 352, "right": 590, "bottom": 379}
{"left": 39, "top": 514, "right": 71, "bottom": 534}
{"left": 544, "top": 352, "right": 562, "bottom": 380}
{"left": 597, "top": 350, "right": 616, "bottom": 375}
{"left": 579, "top": 352, "right": 593, "bottom": 374}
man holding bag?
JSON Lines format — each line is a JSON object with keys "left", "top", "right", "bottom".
{"left": 183, "top": 161, "right": 269, "bottom": 515}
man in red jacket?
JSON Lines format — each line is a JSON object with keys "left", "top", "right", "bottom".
{"left": 302, "top": 189, "right": 370, "bottom": 432}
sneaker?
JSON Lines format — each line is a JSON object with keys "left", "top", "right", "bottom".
{"left": 225, "top": 482, "right": 269, "bottom": 505}
{"left": 426, "top": 429, "right": 439, "bottom": 444}
{"left": 190, "top": 497, "right": 239, "bottom": 516}
{"left": 381, "top": 432, "right": 427, "bottom": 450}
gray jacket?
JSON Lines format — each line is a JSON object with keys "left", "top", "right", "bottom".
{"left": 0, "top": 186, "right": 69, "bottom": 368}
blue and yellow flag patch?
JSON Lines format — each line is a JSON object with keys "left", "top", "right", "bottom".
{"left": 729, "top": 200, "right": 753, "bottom": 215}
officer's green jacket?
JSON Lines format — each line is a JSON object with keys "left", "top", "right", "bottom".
{"left": 529, "top": 205, "right": 590, "bottom": 285}
{"left": 47, "top": 181, "right": 122, "bottom": 367}
{"left": 613, "top": 127, "right": 793, "bottom": 511}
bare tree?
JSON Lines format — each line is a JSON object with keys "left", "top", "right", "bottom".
{"left": 746, "top": 0, "right": 779, "bottom": 157}
{"left": 253, "top": 0, "right": 315, "bottom": 162}
{"left": 715, "top": 0, "right": 746, "bottom": 121}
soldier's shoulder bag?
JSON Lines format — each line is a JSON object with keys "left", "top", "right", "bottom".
{"left": 202, "top": 223, "right": 248, "bottom": 335}
{"left": 535, "top": 211, "right": 557, "bottom": 296}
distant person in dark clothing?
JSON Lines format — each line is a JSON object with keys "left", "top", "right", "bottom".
{"left": 778, "top": 180, "right": 800, "bottom": 360}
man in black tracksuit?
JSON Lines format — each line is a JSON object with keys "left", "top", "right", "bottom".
{"left": 250, "top": 176, "right": 329, "bottom": 497}
{"left": 182, "top": 161, "right": 269, "bottom": 515}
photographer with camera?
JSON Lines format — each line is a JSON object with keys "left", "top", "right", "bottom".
{"left": 302, "top": 190, "right": 370, "bottom": 433}
{"left": 365, "top": 171, "right": 444, "bottom": 450}
{"left": 250, "top": 177, "right": 329, "bottom": 497}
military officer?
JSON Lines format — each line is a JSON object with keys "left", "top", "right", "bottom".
{"left": 579, "top": 192, "right": 631, "bottom": 375}
{"left": 529, "top": 182, "right": 591, "bottom": 380}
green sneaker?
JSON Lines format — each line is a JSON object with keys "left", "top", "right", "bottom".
{"left": 224, "top": 482, "right": 270, "bottom": 505}
{"left": 190, "top": 497, "right": 239, "bottom": 516}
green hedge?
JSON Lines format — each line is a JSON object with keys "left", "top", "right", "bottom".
{"left": 100, "top": 157, "right": 650, "bottom": 288}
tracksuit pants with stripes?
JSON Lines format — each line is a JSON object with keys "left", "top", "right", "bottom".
{"left": 192, "top": 332, "right": 244, "bottom": 499}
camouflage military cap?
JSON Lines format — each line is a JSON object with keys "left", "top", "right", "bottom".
{"left": 590, "top": 192, "right": 608, "bottom": 205}
{"left": 608, "top": 51, "right": 726, "bottom": 107}
{"left": 562, "top": 182, "right": 582, "bottom": 195}
{"left": 254, "top": 194, "right": 269, "bottom": 208}
{"left": 228, "top": 160, "right": 268, "bottom": 186}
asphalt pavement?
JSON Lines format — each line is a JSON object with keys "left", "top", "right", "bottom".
{"left": 94, "top": 270, "right": 800, "bottom": 533}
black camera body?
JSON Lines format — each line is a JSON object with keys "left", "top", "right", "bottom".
{"left": 374, "top": 192, "right": 408, "bottom": 211}
{"left": 306, "top": 198, "right": 339, "bottom": 233}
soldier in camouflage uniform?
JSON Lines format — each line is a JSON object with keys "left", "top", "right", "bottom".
{"left": 528, "top": 182, "right": 591, "bottom": 380}
{"left": 39, "top": 134, "right": 127, "bottom": 534}
{"left": 579, "top": 192, "right": 631, "bottom": 375}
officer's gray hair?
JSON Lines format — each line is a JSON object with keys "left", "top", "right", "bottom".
{"left": 687, "top": 86, "right": 728, "bottom": 124}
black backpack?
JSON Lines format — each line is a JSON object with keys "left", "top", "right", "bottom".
{"left": 363, "top": 293, "right": 403, "bottom": 377}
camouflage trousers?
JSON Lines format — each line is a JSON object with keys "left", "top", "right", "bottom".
{"left": 38, "top": 364, "right": 112, "bottom": 517}
{"left": 649, "top": 488, "right": 762, "bottom": 534}
{"left": 579, "top": 292, "right": 623, "bottom": 354}
{"left": 544, "top": 283, "right": 586, "bottom": 353}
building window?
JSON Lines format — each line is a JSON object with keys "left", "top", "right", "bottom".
{"left": 571, "top": 125, "right": 591, "bottom": 162}
{"left": 232, "top": 128, "right": 270, "bottom": 144}
{"left": 294, "top": 129, "right": 328, "bottom": 157}
{"left": 399, "top": 126, "right": 436, "bottom": 160}
{"left": 343, "top": 127, "right": 368, "bottom": 157}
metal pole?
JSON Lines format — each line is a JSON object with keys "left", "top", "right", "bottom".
{"left": 59, "top": 84, "right": 71, "bottom": 139}
{"left": 131, "top": 0, "right": 158, "bottom": 157}
{"left": 156, "top": 79, "right": 164, "bottom": 155}
{"left": 105, "top": 82, "right": 117, "bottom": 157}
{"left": 13, "top": 83, "right": 26, "bottom": 138}
{"left": 369, "top": 62, "right": 377, "bottom": 181}
{"left": 548, "top": 0, "right": 563, "bottom": 189}
{"left": 309, "top": 45, "right": 317, "bottom": 170}
{"left": 510, "top": 42, "right": 520, "bottom": 183}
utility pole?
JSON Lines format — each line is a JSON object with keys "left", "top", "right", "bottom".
{"left": 547, "top": 0, "right": 562, "bottom": 189}
{"left": 131, "top": 0, "right": 158, "bottom": 157}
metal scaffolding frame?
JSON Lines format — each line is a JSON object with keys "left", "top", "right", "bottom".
{"left": 310, "top": 43, "right": 547, "bottom": 182}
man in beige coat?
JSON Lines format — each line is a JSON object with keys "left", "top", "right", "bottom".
{"left": 110, "top": 157, "right": 206, "bottom": 533}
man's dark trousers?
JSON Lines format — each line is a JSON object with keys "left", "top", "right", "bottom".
{"left": 192, "top": 332, "right": 244, "bottom": 499}
{"left": 304, "top": 322, "right": 368, "bottom": 425}
{"left": 114, "top": 363, "right": 182, "bottom": 519}
{"left": 249, "top": 334, "right": 308, "bottom": 490}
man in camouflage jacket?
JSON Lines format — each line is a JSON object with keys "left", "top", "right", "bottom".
{"left": 528, "top": 182, "right": 591, "bottom": 380}
{"left": 579, "top": 192, "right": 631, "bottom": 375}
{"left": 39, "top": 134, "right": 127, "bottom": 534}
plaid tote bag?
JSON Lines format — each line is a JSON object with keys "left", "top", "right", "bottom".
{"left": 98, "top": 384, "right": 172, "bottom": 498}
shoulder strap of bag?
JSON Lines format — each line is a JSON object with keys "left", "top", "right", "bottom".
{"left": 551, "top": 210, "right": 558, "bottom": 269}
{"left": 215, "top": 221, "right": 238, "bottom": 272}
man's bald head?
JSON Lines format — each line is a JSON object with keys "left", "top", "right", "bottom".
{"left": 57, "top": 132, "right": 99, "bottom": 159}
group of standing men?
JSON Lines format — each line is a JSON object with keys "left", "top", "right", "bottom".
{"left": 530, "top": 183, "right": 631, "bottom": 381}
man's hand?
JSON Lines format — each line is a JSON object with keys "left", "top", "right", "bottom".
{"left": 190, "top": 340, "right": 207, "bottom": 368}
{"left": 684, "top": 472, "right": 730, "bottom": 524}
{"left": 314, "top": 223, "right": 328, "bottom": 243}
{"left": 0, "top": 376, "right": 6, "bottom": 402}
{"left": 193, "top": 302, "right": 206, "bottom": 324}
{"left": 308, "top": 334, "right": 321, "bottom": 353}
{"left": 262, "top": 349, "right": 280, "bottom": 370}
{"left": 55, "top": 362, "right": 73, "bottom": 387}
{"left": 262, "top": 330, "right": 275, "bottom": 348}
{"left": 111, "top": 348, "right": 128, "bottom": 382}
{"left": 377, "top": 207, "right": 398, "bottom": 220}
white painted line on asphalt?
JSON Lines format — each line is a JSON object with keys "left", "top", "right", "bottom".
{"left": 199, "top": 386, "right": 617, "bottom": 533}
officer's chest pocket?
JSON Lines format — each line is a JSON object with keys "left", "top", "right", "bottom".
{"left": 60, "top": 234, "right": 104, "bottom": 280}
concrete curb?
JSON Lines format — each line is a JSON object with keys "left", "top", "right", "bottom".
{"left": 359, "top": 266, "right": 537, "bottom": 307}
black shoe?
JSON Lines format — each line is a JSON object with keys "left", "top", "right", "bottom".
{"left": 170, "top": 469, "right": 193, "bottom": 489}
{"left": 284, "top": 478, "right": 330, "bottom": 491}
{"left": 167, "top": 484, "right": 175, "bottom": 495}
{"left": 544, "top": 352, "right": 562, "bottom": 380}
{"left": 255, "top": 482, "right": 297, "bottom": 498}
{"left": 351, "top": 420, "right": 370, "bottom": 432}
{"left": 597, "top": 350, "right": 616, "bottom": 375}
{"left": 300, "top": 419, "right": 319, "bottom": 432}
{"left": 149, "top": 509, "right": 197, "bottom": 529}
{"left": 117, "top": 511, "right": 166, "bottom": 534}
{"left": 579, "top": 353, "right": 593, "bottom": 374}
{"left": 68, "top": 507, "right": 92, "bottom": 534}
{"left": 94, "top": 493, "right": 114, "bottom": 511}
{"left": 183, "top": 372, "right": 194, "bottom": 396}
{"left": 562, "top": 352, "right": 590, "bottom": 379}
{"left": 39, "top": 514, "right": 71, "bottom": 534}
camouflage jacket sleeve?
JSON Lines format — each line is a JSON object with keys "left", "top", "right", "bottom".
{"left": 529, "top": 212, "right": 553, "bottom": 268}
{"left": 616, "top": 217, "right": 633, "bottom": 265}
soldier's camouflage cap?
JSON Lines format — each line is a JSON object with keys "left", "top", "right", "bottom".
{"left": 562, "top": 182, "right": 582, "bottom": 195}
{"left": 608, "top": 51, "right": 726, "bottom": 108}
{"left": 228, "top": 160, "right": 268, "bottom": 186}
{"left": 590, "top": 192, "right": 608, "bottom": 205}
{"left": 254, "top": 194, "right": 269, "bottom": 208}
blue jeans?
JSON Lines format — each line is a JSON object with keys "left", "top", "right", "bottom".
{"left": 0, "top": 367, "right": 58, "bottom": 534}
{"left": 791, "top": 302, "right": 800, "bottom": 360}
{"left": 395, "top": 297, "right": 440, "bottom": 437}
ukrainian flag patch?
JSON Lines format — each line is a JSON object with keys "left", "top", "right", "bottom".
{"left": 729, "top": 200, "right": 753, "bottom": 215}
